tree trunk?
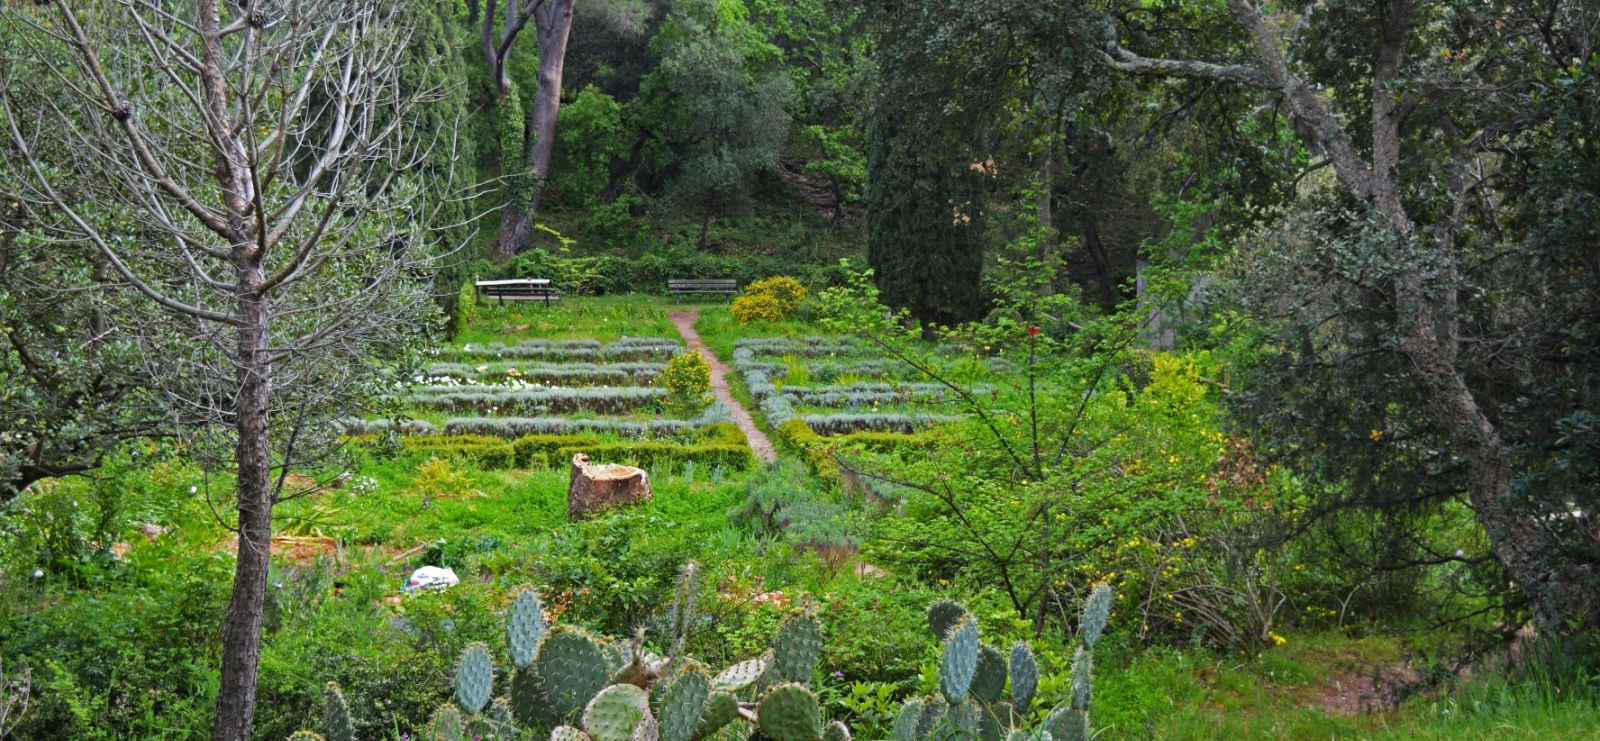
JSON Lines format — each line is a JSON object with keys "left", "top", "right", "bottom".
{"left": 211, "top": 263, "right": 274, "bottom": 741}
{"left": 568, "top": 453, "right": 651, "bottom": 519}
{"left": 496, "top": 0, "right": 576, "bottom": 256}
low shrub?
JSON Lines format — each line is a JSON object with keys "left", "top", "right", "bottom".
{"left": 512, "top": 434, "right": 604, "bottom": 467}
{"left": 760, "top": 395, "right": 797, "bottom": 426}
{"left": 430, "top": 338, "right": 680, "bottom": 362}
{"left": 661, "top": 351, "right": 713, "bottom": 416}
{"left": 440, "top": 407, "right": 730, "bottom": 439}
{"left": 400, "top": 435, "right": 515, "bottom": 469}
{"left": 405, "top": 387, "right": 666, "bottom": 415}
{"left": 698, "top": 422, "right": 747, "bottom": 447}
{"left": 731, "top": 276, "right": 808, "bottom": 324}
{"left": 801, "top": 413, "right": 957, "bottom": 436}
{"left": 556, "top": 442, "right": 755, "bottom": 472}
{"left": 422, "top": 362, "right": 664, "bottom": 386}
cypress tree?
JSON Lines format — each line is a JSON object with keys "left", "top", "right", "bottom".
{"left": 864, "top": 110, "right": 986, "bottom": 334}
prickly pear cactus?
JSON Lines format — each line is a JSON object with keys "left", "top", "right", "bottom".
{"left": 540, "top": 628, "right": 615, "bottom": 724}
{"left": 1008, "top": 642, "right": 1038, "bottom": 714}
{"left": 456, "top": 642, "right": 495, "bottom": 715}
{"left": 893, "top": 698, "right": 924, "bottom": 741}
{"left": 901, "top": 587, "right": 1111, "bottom": 741}
{"left": 1079, "top": 585, "right": 1111, "bottom": 649}
{"left": 322, "top": 682, "right": 355, "bottom": 741}
{"left": 970, "top": 646, "right": 1007, "bottom": 705}
{"left": 938, "top": 616, "right": 980, "bottom": 705}
{"left": 431, "top": 704, "right": 465, "bottom": 741}
{"left": 552, "top": 726, "right": 593, "bottom": 741}
{"left": 691, "top": 691, "right": 740, "bottom": 741}
{"left": 773, "top": 614, "right": 823, "bottom": 684}
{"left": 926, "top": 600, "right": 969, "bottom": 640}
{"left": 654, "top": 669, "right": 710, "bottom": 741}
{"left": 757, "top": 682, "right": 824, "bottom": 741}
{"left": 711, "top": 656, "right": 768, "bottom": 692}
{"left": 1041, "top": 707, "right": 1085, "bottom": 741}
{"left": 823, "top": 719, "right": 851, "bottom": 741}
{"left": 583, "top": 684, "right": 652, "bottom": 741}
{"left": 915, "top": 697, "right": 947, "bottom": 741}
{"left": 508, "top": 587, "right": 548, "bottom": 669}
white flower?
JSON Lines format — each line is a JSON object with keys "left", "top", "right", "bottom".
{"left": 190, "top": 486, "right": 199, "bottom": 494}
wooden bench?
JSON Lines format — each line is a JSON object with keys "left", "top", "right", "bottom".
{"left": 668, "top": 278, "right": 738, "bottom": 297}
{"left": 476, "top": 278, "right": 563, "bottom": 306}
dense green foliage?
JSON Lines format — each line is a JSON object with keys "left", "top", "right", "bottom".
{"left": 4, "top": 0, "right": 1600, "bottom": 738}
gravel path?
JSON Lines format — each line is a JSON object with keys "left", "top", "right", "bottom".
{"left": 669, "top": 310, "right": 777, "bottom": 464}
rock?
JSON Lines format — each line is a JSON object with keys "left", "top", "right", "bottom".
{"left": 568, "top": 453, "right": 652, "bottom": 519}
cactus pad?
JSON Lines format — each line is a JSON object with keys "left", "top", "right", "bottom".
{"left": 1005, "top": 730, "right": 1028, "bottom": 741}
{"left": 916, "top": 697, "right": 948, "bottom": 741}
{"left": 928, "top": 700, "right": 977, "bottom": 741}
{"left": 926, "top": 600, "right": 969, "bottom": 640}
{"left": 656, "top": 669, "right": 711, "bottom": 741}
{"left": 1079, "top": 585, "right": 1111, "bottom": 649}
{"left": 553, "top": 726, "right": 594, "bottom": 741}
{"left": 321, "top": 682, "right": 355, "bottom": 741}
{"left": 939, "top": 616, "right": 980, "bottom": 705}
{"left": 512, "top": 665, "right": 561, "bottom": 730}
{"left": 893, "top": 698, "right": 924, "bottom": 741}
{"left": 633, "top": 715, "right": 660, "bottom": 741}
{"left": 539, "top": 628, "right": 614, "bottom": 724}
{"left": 432, "top": 704, "right": 465, "bottom": 741}
{"left": 774, "top": 614, "right": 824, "bottom": 684}
{"left": 508, "top": 587, "right": 548, "bottom": 669}
{"left": 823, "top": 720, "right": 851, "bottom": 741}
{"left": 711, "top": 657, "right": 769, "bottom": 693}
{"left": 1068, "top": 647, "right": 1091, "bottom": 711}
{"left": 583, "top": 684, "right": 652, "bottom": 741}
{"left": 970, "top": 645, "right": 1007, "bottom": 705}
{"left": 691, "top": 691, "right": 740, "bottom": 740}
{"left": 456, "top": 642, "right": 495, "bottom": 714}
{"left": 1042, "top": 708, "right": 1086, "bottom": 741}
{"left": 988, "top": 702, "right": 1017, "bottom": 731}
{"left": 757, "top": 683, "right": 823, "bottom": 741}
{"left": 1007, "top": 643, "right": 1038, "bottom": 713}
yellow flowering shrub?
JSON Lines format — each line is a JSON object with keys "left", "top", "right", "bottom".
{"left": 731, "top": 276, "right": 808, "bottom": 323}
{"left": 661, "top": 351, "right": 713, "bottom": 416}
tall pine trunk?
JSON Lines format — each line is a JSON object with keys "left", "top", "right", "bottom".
{"left": 211, "top": 262, "right": 274, "bottom": 741}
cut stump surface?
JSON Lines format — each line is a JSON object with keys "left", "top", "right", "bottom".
{"left": 568, "top": 453, "right": 652, "bottom": 519}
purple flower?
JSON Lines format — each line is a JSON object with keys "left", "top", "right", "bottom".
{"left": 833, "top": 670, "right": 844, "bottom": 678}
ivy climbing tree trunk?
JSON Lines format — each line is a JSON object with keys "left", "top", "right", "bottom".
{"left": 485, "top": 0, "right": 578, "bottom": 258}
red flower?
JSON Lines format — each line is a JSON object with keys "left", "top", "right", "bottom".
{"left": 1028, "top": 326, "right": 1040, "bottom": 336}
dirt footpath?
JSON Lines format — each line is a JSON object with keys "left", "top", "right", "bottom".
{"left": 669, "top": 310, "right": 777, "bottom": 464}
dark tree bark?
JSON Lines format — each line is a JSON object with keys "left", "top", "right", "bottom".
{"left": 486, "top": 0, "right": 578, "bottom": 258}
{"left": 213, "top": 262, "right": 272, "bottom": 741}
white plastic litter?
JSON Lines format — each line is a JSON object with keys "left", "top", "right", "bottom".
{"left": 404, "top": 566, "right": 460, "bottom": 592}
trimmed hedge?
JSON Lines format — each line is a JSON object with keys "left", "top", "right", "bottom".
{"left": 512, "top": 434, "right": 604, "bottom": 468}
{"left": 399, "top": 435, "right": 515, "bottom": 468}
{"left": 556, "top": 443, "right": 755, "bottom": 472}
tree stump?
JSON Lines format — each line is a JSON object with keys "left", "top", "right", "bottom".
{"left": 567, "top": 453, "right": 652, "bottom": 519}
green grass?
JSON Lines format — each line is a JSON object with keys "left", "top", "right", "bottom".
{"left": 456, "top": 294, "right": 683, "bottom": 345}
{"left": 1093, "top": 634, "right": 1600, "bottom": 739}
{"left": 692, "top": 304, "right": 833, "bottom": 360}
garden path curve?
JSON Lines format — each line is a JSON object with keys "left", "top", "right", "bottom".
{"left": 669, "top": 310, "right": 777, "bottom": 464}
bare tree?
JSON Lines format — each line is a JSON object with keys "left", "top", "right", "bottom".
{"left": 0, "top": 1, "right": 455, "bottom": 739}
{"left": 484, "top": 0, "right": 579, "bottom": 256}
